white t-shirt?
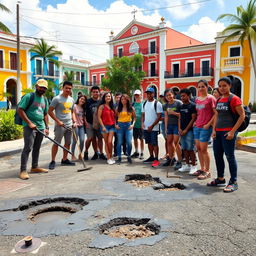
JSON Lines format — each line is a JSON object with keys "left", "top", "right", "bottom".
{"left": 142, "top": 100, "right": 163, "bottom": 131}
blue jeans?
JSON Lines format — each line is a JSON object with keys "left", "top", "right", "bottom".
{"left": 71, "top": 126, "right": 85, "bottom": 154}
{"left": 213, "top": 131, "right": 238, "bottom": 183}
{"left": 117, "top": 122, "right": 132, "bottom": 157}
{"left": 181, "top": 130, "right": 194, "bottom": 150}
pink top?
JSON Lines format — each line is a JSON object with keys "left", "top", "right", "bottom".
{"left": 195, "top": 95, "right": 216, "bottom": 128}
{"left": 73, "top": 104, "right": 85, "bottom": 126}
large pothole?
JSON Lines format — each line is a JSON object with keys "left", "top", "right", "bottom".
{"left": 124, "top": 174, "right": 186, "bottom": 191}
{"left": 100, "top": 217, "right": 160, "bottom": 240}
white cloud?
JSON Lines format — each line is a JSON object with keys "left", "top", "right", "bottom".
{"left": 184, "top": 16, "right": 225, "bottom": 43}
{"left": 1, "top": 0, "right": 169, "bottom": 64}
{"left": 217, "top": 0, "right": 225, "bottom": 8}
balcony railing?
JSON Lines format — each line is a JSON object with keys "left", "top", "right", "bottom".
{"left": 113, "top": 47, "right": 159, "bottom": 57}
{"left": 221, "top": 57, "right": 244, "bottom": 69}
{"left": 34, "top": 69, "right": 60, "bottom": 77}
{"left": 0, "top": 60, "right": 23, "bottom": 70}
{"left": 164, "top": 68, "right": 214, "bottom": 79}
{"left": 86, "top": 81, "right": 101, "bottom": 86}
{"left": 147, "top": 70, "right": 159, "bottom": 77}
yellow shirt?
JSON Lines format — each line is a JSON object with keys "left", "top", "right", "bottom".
{"left": 118, "top": 111, "right": 132, "bottom": 122}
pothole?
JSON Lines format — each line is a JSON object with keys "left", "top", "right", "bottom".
{"left": 99, "top": 217, "right": 160, "bottom": 240}
{"left": 124, "top": 174, "right": 186, "bottom": 191}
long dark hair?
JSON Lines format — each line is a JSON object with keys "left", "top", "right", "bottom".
{"left": 99, "top": 92, "right": 114, "bottom": 110}
{"left": 117, "top": 94, "right": 133, "bottom": 113}
{"left": 75, "top": 94, "right": 87, "bottom": 112}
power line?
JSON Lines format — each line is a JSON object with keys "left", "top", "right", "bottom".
{"left": 20, "top": 0, "right": 212, "bottom": 16}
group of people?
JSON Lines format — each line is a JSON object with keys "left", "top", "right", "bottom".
{"left": 18, "top": 76, "right": 245, "bottom": 193}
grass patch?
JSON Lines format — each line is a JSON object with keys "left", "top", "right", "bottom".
{"left": 239, "top": 130, "right": 256, "bottom": 137}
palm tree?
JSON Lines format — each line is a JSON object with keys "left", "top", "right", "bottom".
{"left": 0, "top": 2, "right": 11, "bottom": 33}
{"left": 217, "top": 0, "right": 256, "bottom": 76}
{"left": 29, "top": 38, "right": 62, "bottom": 78}
{"left": 62, "top": 70, "right": 80, "bottom": 85}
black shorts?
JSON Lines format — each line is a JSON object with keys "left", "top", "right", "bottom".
{"left": 133, "top": 128, "right": 144, "bottom": 139}
{"left": 144, "top": 130, "right": 158, "bottom": 146}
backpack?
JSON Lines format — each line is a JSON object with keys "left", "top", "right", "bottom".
{"left": 218, "top": 94, "right": 251, "bottom": 132}
{"left": 14, "top": 93, "right": 35, "bottom": 125}
{"left": 142, "top": 100, "right": 157, "bottom": 113}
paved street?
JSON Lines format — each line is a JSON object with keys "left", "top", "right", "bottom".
{"left": 0, "top": 136, "right": 256, "bottom": 256}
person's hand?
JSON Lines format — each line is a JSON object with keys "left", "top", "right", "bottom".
{"left": 224, "top": 131, "right": 234, "bottom": 140}
{"left": 203, "top": 124, "right": 210, "bottom": 130}
{"left": 179, "top": 129, "right": 183, "bottom": 135}
{"left": 142, "top": 123, "right": 145, "bottom": 130}
{"left": 211, "top": 130, "right": 216, "bottom": 139}
{"left": 57, "top": 120, "right": 64, "bottom": 127}
{"left": 147, "top": 125, "right": 153, "bottom": 132}
{"left": 115, "top": 124, "right": 120, "bottom": 130}
{"left": 102, "top": 126, "right": 106, "bottom": 132}
{"left": 168, "top": 109, "right": 175, "bottom": 115}
{"left": 182, "top": 129, "right": 188, "bottom": 135}
{"left": 128, "top": 124, "right": 134, "bottom": 130}
{"left": 73, "top": 122, "right": 77, "bottom": 128}
{"left": 28, "top": 123, "right": 36, "bottom": 129}
{"left": 45, "top": 128, "right": 49, "bottom": 136}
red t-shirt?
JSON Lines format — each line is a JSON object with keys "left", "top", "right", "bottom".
{"left": 195, "top": 95, "right": 216, "bottom": 128}
{"left": 216, "top": 95, "right": 242, "bottom": 131}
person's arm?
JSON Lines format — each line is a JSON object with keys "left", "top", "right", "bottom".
{"left": 18, "top": 108, "right": 36, "bottom": 129}
{"left": 203, "top": 109, "right": 217, "bottom": 129}
{"left": 43, "top": 113, "right": 49, "bottom": 135}
{"left": 148, "top": 113, "right": 161, "bottom": 131}
{"left": 48, "top": 106, "right": 64, "bottom": 127}
{"left": 141, "top": 112, "right": 145, "bottom": 130}
{"left": 211, "top": 111, "right": 218, "bottom": 139}
{"left": 182, "top": 113, "right": 196, "bottom": 135}
{"left": 97, "top": 105, "right": 106, "bottom": 132}
{"left": 164, "top": 110, "right": 168, "bottom": 133}
{"left": 225, "top": 105, "right": 245, "bottom": 140}
{"left": 129, "top": 108, "right": 136, "bottom": 129}
{"left": 115, "top": 109, "right": 120, "bottom": 129}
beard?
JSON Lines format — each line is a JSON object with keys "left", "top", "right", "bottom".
{"left": 36, "top": 88, "right": 46, "bottom": 96}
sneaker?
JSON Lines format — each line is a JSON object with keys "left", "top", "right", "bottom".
{"left": 207, "top": 178, "right": 226, "bottom": 187}
{"left": 30, "top": 167, "right": 48, "bottom": 173}
{"left": 116, "top": 157, "right": 121, "bottom": 165}
{"left": 189, "top": 165, "right": 198, "bottom": 175}
{"left": 139, "top": 153, "right": 144, "bottom": 159}
{"left": 162, "top": 158, "right": 171, "bottom": 166}
{"left": 143, "top": 156, "right": 155, "bottom": 163}
{"left": 99, "top": 153, "right": 107, "bottom": 160}
{"left": 91, "top": 152, "right": 99, "bottom": 160}
{"left": 174, "top": 161, "right": 182, "bottom": 170}
{"left": 111, "top": 158, "right": 116, "bottom": 164}
{"left": 152, "top": 159, "right": 160, "bottom": 167}
{"left": 127, "top": 157, "right": 132, "bottom": 164}
{"left": 107, "top": 159, "right": 115, "bottom": 165}
{"left": 61, "top": 159, "right": 76, "bottom": 166}
{"left": 19, "top": 171, "right": 29, "bottom": 180}
{"left": 131, "top": 152, "right": 139, "bottom": 158}
{"left": 170, "top": 158, "right": 176, "bottom": 166}
{"left": 178, "top": 164, "right": 190, "bottom": 172}
{"left": 49, "top": 160, "right": 56, "bottom": 170}
{"left": 84, "top": 152, "right": 88, "bottom": 161}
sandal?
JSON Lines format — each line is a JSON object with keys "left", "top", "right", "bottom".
{"left": 207, "top": 178, "right": 226, "bottom": 187}
{"left": 191, "top": 169, "right": 203, "bottom": 176}
{"left": 198, "top": 171, "right": 211, "bottom": 180}
{"left": 223, "top": 183, "right": 238, "bottom": 193}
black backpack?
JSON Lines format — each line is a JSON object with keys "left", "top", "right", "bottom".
{"left": 142, "top": 100, "right": 157, "bottom": 112}
{"left": 220, "top": 94, "right": 251, "bottom": 132}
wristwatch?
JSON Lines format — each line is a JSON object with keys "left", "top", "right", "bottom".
{"left": 45, "top": 126, "right": 49, "bottom": 129}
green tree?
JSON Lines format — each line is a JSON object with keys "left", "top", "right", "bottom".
{"left": 102, "top": 54, "right": 145, "bottom": 95}
{"left": 61, "top": 70, "right": 80, "bottom": 85}
{"left": 29, "top": 38, "right": 62, "bottom": 78}
{"left": 0, "top": 3, "right": 11, "bottom": 33}
{"left": 217, "top": 0, "right": 256, "bottom": 76}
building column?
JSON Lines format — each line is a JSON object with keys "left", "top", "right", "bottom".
{"left": 159, "top": 31, "right": 166, "bottom": 95}
{"left": 214, "top": 38, "right": 222, "bottom": 87}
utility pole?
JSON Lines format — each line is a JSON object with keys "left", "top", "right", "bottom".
{"left": 16, "top": 1, "right": 21, "bottom": 102}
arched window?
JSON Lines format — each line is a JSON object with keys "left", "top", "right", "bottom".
{"left": 129, "top": 42, "right": 139, "bottom": 54}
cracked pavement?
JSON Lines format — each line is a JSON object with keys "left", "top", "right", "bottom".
{"left": 0, "top": 137, "right": 256, "bottom": 256}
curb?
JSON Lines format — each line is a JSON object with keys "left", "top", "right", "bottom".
{"left": 236, "top": 143, "right": 256, "bottom": 153}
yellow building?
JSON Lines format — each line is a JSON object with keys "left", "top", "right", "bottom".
{"left": 0, "top": 32, "right": 32, "bottom": 108}
{"left": 215, "top": 32, "right": 256, "bottom": 105}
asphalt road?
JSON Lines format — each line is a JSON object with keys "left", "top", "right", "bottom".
{"left": 0, "top": 136, "right": 256, "bottom": 256}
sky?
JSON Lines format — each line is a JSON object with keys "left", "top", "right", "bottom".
{"left": 0, "top": 0, "right": 247, "bottom": 64}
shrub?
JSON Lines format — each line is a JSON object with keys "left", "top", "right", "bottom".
{"left": 0, "top": 110, "right": 23, "bottom": 141}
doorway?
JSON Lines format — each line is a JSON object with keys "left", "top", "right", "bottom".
{"left": 6, "top": 79, "right": 17, "bottom": 107}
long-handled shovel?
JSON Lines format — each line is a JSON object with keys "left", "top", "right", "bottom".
{"left": 36, "top": 128, "right": 73, "bottom": 155}
{"left": 71, "top": 128, "right": 92, "bottom": 172}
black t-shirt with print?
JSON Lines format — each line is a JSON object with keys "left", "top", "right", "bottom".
{"left": 180, "top": 101, "right": 196, "bottom": 130}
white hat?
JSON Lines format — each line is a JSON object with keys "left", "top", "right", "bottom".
{"left": 134, "top": 89, "right": 141, "bottom": 95}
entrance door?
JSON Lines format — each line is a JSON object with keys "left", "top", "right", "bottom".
{"left": 6, "top": 79, "right": 17, "bottom": 106}
{"left": 173, "top": 63, "right": 179, "bottom": 78}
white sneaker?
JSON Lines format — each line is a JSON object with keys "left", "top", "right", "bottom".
{"left": 111, "top": 158, "right": 116, "bottom": 164}
{"left": 107, "top": 159, "right": 115, "bottom": 165}
{"left": 189, "top": 165, "right": 197, "bottom": 175}
{"left": 178, "top": 164, "right": 190, "bottom": 172}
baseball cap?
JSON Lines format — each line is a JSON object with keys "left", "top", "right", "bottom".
{"left": 145, "top": 87, "right": 155, "bottom": 93}
{"left": 36, "top": 79, "right": 48, "bottom": 88}
{"left": 134, "top": 89, "right": 141, "bottom": 95}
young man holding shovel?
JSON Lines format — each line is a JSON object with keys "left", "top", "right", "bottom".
{"left": 18, "top": 79, "right": 49, "bottom": 180}
{"left": 48, "top": 81, "right": 77, "bottom": 170}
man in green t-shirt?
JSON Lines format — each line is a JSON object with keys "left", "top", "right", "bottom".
{"left": 131, "top": 90, "right": 144, "bottom": 159}
{"left": 18, "top": 79, "right": 49, "bottom": 180}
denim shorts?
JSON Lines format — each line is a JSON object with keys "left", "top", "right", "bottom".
{"left": 181, "top": 130, "right": 194, "bottom": 150}
{"left": 100, "top": 124, "right": 115, "bottom": 134}
{"left": 193, "top": 126, "right": 212, "bottom": 143}
{"left": 167, "top": 124, "right": 179, "bottom": 135}
{"left": 144, "top": 130, "right": 158, "bottom": 146}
